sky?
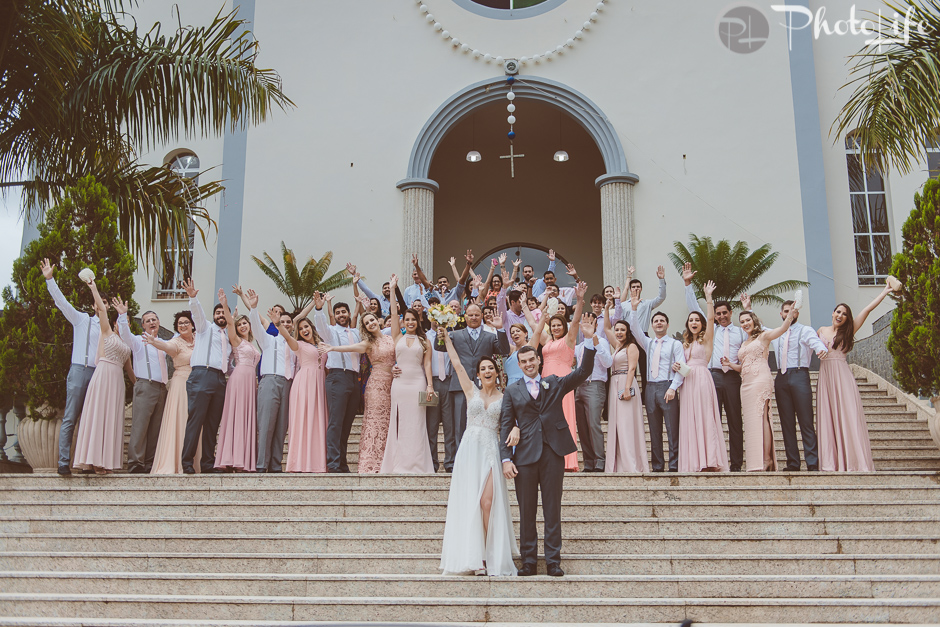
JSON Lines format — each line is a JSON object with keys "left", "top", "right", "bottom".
{"left": 0, "top": 187, "right": 23, "bottom": 293}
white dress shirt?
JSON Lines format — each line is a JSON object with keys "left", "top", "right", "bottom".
{"left": 46, "top": 278, "right": 100, "bottom": 367}
{"left": 313, "top": 308, "right": 361, "bottom": 372}
{"left": 117, "top": 313, "right": 168, "bottom": 384}
{"left": 576, "top": 337, "right": 613, "bottom": 383}
{"left": 426, "top": 329, "right": 452, "bottom": 379}
{"left": 250, "top": 308, "right": 296, "bottom": 379}
{"left": 628, "top": 311, "right": 685, "bottom": 391}
{"left": 629, "top": 278, "right": 667, "bottom": 332}
{"left": 188, "top": 297, "right": 232, "bottom": 371}
{"left": 684, "top": 284, "right": 745, "bottom": 368}
{"left": 771, "top": 322, "right": 827, "bottom": 370}
{"left": 531, "top": 259, "right": 556, "bottom": 298}
{"left": 403, "top": 282, "right": 431, "bottom": 309}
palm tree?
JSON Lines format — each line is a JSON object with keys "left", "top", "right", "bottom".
{"left": 0, "top": 0, "right": 293, "bottom": 270}
{"left": 833, "top": 0, "right": 940, "bottom": 175}
{"left": 251, "top": 243, "right": 355, "bottom": 314}
{"left": 668, "top": 235, "right": 809, "bottom": 308}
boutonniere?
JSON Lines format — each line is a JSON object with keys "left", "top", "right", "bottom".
{"left": 541, "top": 381, "right": 549, "bottom": 390}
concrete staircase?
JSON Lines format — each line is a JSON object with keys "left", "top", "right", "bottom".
{"left": 0, "top": 370, "right": 938, "bottom": 624}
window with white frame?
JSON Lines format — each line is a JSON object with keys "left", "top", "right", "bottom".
{"left": 845, "top": 135, "right": 891, "bottom": 286}
{"left": 155, "top": 152, "right": 199, "bottom": 299}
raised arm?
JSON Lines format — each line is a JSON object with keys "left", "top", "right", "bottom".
{"left": 388, "top": 274, "right": 403, "bottom": 339}
{"left": 294, "top": 295, "right": 318, "bottom": 330}
{"left": 112, "top": 298, "right": 143, "bottom": 352}
{"left": 650, "top": 265, "right": 667, "bottom": 308}
{"left": 761, "top": 306, "right": 797, "bottom": 344}
{"left": 272, "top": 307, "right": 300, "bottom": 352}
{"left": 142, "top": 333, "right": 179, "bottom": 357}
{"left": 482, "top": 260, "right": 497, "bottom": 293}
{"left": 248, "top": 302, "right": 268, "bottom": 345}
{"left": 854, "top": 285, "right": 894, "bottom": 332}
{"left": 440, "top": 327, "right": 474, "bottom": 396}
{"left": 703, "top": 280, "right": 716, "bottom": 349}
{"left": 508, "top": 257, "right": 521, "bottom": 285}
{"left": 182, "top": 278, "right": 208, "bottom": 333}
{"left": 565, "top": 281, "right": 588, "bottom": 349}
{"left": 627, "top": 297, "right": 649, "bottom": 351}
{"left": 603, "top": 298, "right": 617, "bottom": 346}
{"left": 85, "top": 278, "right": 111, "bottom": 338}
{"left": 218, "top": 289, "right": 241, "bottom": 347}
{"left": 40, "top": 259, "right": 84, "bottom": 326}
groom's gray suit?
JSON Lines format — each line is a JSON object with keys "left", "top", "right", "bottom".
{"left": 499, "top": 345, "right": 595, "bottom": 570}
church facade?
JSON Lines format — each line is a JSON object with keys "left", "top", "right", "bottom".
{"left": 128, "top": 0, "right": 935, "bottom": 331}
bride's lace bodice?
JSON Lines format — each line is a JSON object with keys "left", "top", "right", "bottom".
{"left": 466, "top": 388, "right": 501, "bottom": 432}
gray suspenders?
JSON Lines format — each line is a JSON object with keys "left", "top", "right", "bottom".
{"left": 83, "top": 319, "right": 92, "bottom": 367}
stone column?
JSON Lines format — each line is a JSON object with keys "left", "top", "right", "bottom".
{"left": 396, "top": 178, "right": 439, "bottom": 284}
{"left": 596, "top": 173, "right": 639, "bottom": 290}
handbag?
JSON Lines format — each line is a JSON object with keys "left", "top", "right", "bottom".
{"left": 419, "top": 391, "right": 439, "bottom": 407}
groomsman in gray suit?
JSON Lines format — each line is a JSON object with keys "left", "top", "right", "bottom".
{"left": 115, "top": 300, "right": 168, "bottom": 473}
{"left": 241, "top": 288, "right": 296, "bottom": 473}
{"left": 434, "top": 303, "right": 510, "bottom": 453}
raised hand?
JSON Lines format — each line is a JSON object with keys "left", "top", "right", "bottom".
{"left": 627, "top": 265, "right": 635, "bottom": 277}
{"left": 512, "top": 257, "right": 521, "bottom": 268}
{"left": 141, "top": 332, "right": 156, "bottom": 346}
{"left": 358, "top": 295, "right": 371, "bottom": 309}
{"left": 110, "top": 297, "right": 128, "bottom": 315}
{"left": 346, "top": 262, "right": 357, "bottom": 276}
{"left": 40, "top": 258, "right": 55, "bottom": 280}
{"left": 448, "top": 257, "right": 456, "bottom": 267}
{"left": 606, "top": 296, "right": 614, "bottom": 310}
{"left": 389, "top": 273, "right": 399, "bottom": 288}
{"left": 246, "top": 288, "right": 259, "bottom": 309}
{"left": 217, "top": 288, "right": 227, "bottom": 308}
{"left": 739, "top": 292, "right": 751, "bottom": 311}
{"left": 575, "top": 280, "right": 589, "bottom": 300}
{"left": 656, "top": 265, "right": 666, "bottom": 280}
{"left": 613, "top": 286, "right": 621, "bottom": 299}
{"left": 231, "top": 285, "right": 244, "bottom": 297}
{"left": 566, "top": 263, "right": 577, "bottom": 277}
{"left": 411, "top": 254, "right": 420, "bottom": 268}
{"left": 630, "top": 292, "right": 641, "bottom": 311}
{"left": 548, "top": 249, "right": 555, "bottom": 262}
{"left": 182, "top": 278, "right": 198, "bottom": 299}
{"left": 703, "top": 280, "right": 716, "bottom": 299}
{"left": 682, "top": 262, "right": 697, "bottom": 286}
{"left": 313, "top": 291, "right": 324, "bottom": 310}
{"left": 579, "top": 312, "right": 595, "bottom": 338}
{"left": 498, "top": 252, "right": 507, "bottom": 265}
{"left": 323, "top": 292, "right": 334, "bottom": 304}
{"left": 267, "top": 307, "right": 279, "bottom": 324}
{"left": 491, "top": 311, "right": 504, "bottom": 329}
{"left": 464, "top": 249, "right": 474, "bottom": 265}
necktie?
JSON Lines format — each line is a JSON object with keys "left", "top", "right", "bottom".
{"left": 650, "top": 338, "right": 663, "bottom": 380}
{"left": 779, "top": 330, "right": 791, "bottom": 374}
{"left": 346, "top": 329, "right": 356, "bottom": 371}
{"left": 527, "top": 379, "right": 539, "bottom": 399}
{"left": 436, "top": 350, "right": 445, "bottom": 381}
{"left": 469, "top": 327, "right": 479, "bottom": 342}
{"left": 722, "top": 327, "right": 730, "bottom": 373}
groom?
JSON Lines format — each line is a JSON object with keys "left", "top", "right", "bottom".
{"left": 500, "top": 303, "right": 597, "bottom": 577}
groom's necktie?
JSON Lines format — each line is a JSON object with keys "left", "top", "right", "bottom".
{"left": 527, "top": 379, "right": 539, "bottom": 399}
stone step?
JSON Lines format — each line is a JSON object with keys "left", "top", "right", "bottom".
{"left": 6, "top": 515, "right": 936, "bottom": 536}
{"left": 3, "top": 533, "right": 938, "bottom": 556}
{"left": 4, "top": 483, "right": 938, "bottom": 503}
{"left": 5, "top": 499, "right": 939, "bottom": 519}
{"left": 2, "top": 551, "right": 939, "bottom": 576}
{"left": 0, "top": 592, "right": 937, "bottom": 623}
{"left": 3, "top": 470, "right": 938, "bottom": 487}
{"left": 3, "top": 571, "right": 937, "bottom": 599}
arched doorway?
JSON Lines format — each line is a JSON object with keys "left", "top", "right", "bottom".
{"left": 397, "top": 75, "right": 639, "bottom": 291}
{"left": 430, "top": 98, "right": 604, "bottom": 287}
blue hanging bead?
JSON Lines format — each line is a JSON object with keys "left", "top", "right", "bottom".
{"left": 507, "top": 76, "right": 515, "bottom": 84}
{"left": 508, "top": 131, "right": 516, "bottom": 139}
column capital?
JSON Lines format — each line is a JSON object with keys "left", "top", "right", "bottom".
{"left": 595, "top": 172, "right": 639, "bottom": 189}
{"left": 396, "top": 178, "right": 440, "bottom": 193}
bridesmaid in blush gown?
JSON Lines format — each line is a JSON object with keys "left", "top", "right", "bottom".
{"left": 144, "top": 311, "right": 199, "bottom": 474}
{"left": 214, "top": 289, "right": 260, "bottom": 471}
{"left": 676, "top": 281, "right": 729, "bottom": 472}
{"left": 380, "top": 274, "right": 435, "bottom": 474}
{"left": 532, "top": 289, "right": 586, "bottom": 471}
{"left": 601, "top": 299, "right": 647, "bottom": 473}
{"left": 816, "top": 284, "right": 896, "bottom": 471}
{"left": 273, "top": 306, "right": 328, "bottom": 473}
{"left": 322, "top": 301, "right": 395, "bottom": 474}
{"left": 726, "top": 306, "right": 797, "bottom": 471}
{"left": 72, "top": 276, "right": 132, "bottom": 474}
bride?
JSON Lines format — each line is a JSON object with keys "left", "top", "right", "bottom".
{"left": 439, "top": 327, "right": 520, "bottom": 576}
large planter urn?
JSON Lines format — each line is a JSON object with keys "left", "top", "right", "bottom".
{"left": 18, "top": 414, "right": 62, "bottom": 473}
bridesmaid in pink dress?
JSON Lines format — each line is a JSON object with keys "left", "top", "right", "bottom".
{"left": 214, "top": 290, "right": 260, "bottom": 471}
{"left": 726, "top": 307, "right": 797, "bottom": 471}
{"left": 601, "top": 299, "right": 647, "bottom": 472}
{"left": 72, "top": 277, "right": 132, "bottom": 474}
{"left": 533, "top": 286, "right": 586, "bottom": 471}
{"left": 273, "top": 307, "right": 328, "bottom": 473}
{"left": 143, "top": 311, "right": 200, "bottom": 474}
{"left": 380, "top": 274, "right": 435, "bottom": 473}
{"left": 322, "top": 303, "right": 395, "bottom": 474}
{"left": 676, "top": 281, "right": 729, "bottom": 472}
{"left": 816, "top": 285, "right": 896, "bottom": 471}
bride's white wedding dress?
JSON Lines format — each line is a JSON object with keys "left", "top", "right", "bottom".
{"left": 440, "top": 387, "right": 519, "bottom": 576}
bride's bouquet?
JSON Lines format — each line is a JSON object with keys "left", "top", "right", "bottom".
{"left": 545, "top": 297, "right": 560, "bottom": 317}
{"left": 429, "top": 303, "right": 458, "bottom": 346}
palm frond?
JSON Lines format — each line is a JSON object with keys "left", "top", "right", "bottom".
{"left": 833, "top": 0, "right": 940, "bottom": 174}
